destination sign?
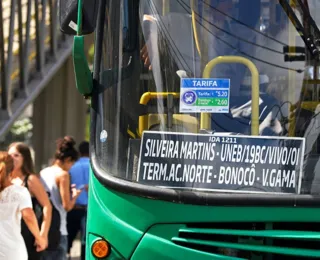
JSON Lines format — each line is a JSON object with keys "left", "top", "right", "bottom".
{"left": 137, "top": 131, "right": 306, "bottom": 194}
{"left": 179, "top": 78, "right": 230, "bottom": 113}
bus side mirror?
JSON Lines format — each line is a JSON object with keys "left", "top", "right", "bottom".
{"left": 59, "top": 0, "right": 99, "bottom": 35}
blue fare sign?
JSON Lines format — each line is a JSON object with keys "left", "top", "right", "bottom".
{"left": 180, "top": 78, "right": 230, "bottom": 113}
{"left": 137, "top": 131, "right": 306, "bottom": 194}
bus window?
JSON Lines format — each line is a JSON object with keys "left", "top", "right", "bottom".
{"left": 94, "top": 0, "right": 320, "bottom": 195}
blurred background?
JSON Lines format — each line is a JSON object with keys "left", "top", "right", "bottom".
{"left": 0, "top": 0, "right": 94, "bottom": 172}
{"left": 0, "top": 2, "right": 94, "bottom": 257}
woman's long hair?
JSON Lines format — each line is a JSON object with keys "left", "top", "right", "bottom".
{"left": 0, "top": 152, "right": 14, "bottom": 192}
{"left": 9, "top": 142, "right": 35, "bottom": 176}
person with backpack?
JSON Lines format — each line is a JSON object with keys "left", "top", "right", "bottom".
{"left": 8, "top": 142, "right": 53, "bottom": 260}
{"left": 40, "top": 136, "right": 83, "bottom": 260}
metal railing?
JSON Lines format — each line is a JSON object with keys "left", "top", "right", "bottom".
{"left": 0, "top": 0, "right": 73, "bottom": 137}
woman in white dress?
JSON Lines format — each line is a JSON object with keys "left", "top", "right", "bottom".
{"left": 0, "top": 151, "right": 46, "bottom": 260}
{"left": 9, "top": 142, "right": 52, "bottom": 260}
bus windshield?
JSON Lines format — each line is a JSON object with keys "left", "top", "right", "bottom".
{"left": 94, "top": 0, "right": 320, "bottom": 196}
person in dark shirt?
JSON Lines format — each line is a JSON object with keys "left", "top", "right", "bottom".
{"left": 67, "top": 141, "right": 89, "bottom": 260}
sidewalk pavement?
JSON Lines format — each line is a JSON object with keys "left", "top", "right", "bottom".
{"left": 70, "top": 238, "right": 81, "bottom": 260}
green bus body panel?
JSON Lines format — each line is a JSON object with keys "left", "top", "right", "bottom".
{"left": 131, "top": 225, "right": 245, "bottom": 260}
{"left": 178, "top": 228, "right": 320, "bottom": 239}
{"left": 171, "top": 237, "right": 320, "bottom": 258}
{"left": 86, "top": 168, "right": 320, "bottom": 259}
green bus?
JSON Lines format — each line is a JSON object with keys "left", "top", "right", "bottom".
{"left": 59, "top": 0, "right": 320, "bottom": 259}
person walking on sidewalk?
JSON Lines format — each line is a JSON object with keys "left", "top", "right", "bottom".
{"left": 0, "top": 151, "right": 46, "bottom": 260}
{"left": 67, "top": 141, "right": 90, "bottom": 260}
{"left": 9, "top": 142, "right": 52, "bottom": 260}
{"left": 41, "top": 136, "right": 83, "bottom": 260}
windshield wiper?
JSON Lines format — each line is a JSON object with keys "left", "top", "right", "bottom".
{"left": 278, "top": 0, "right": 320, "bottom": 60}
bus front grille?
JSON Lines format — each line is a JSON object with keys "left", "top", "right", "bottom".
{"left": 171, "top": 222, "right": 320, "bottom": 259}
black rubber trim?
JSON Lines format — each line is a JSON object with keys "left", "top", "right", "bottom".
{"left": 90, "top": 152, "right": 320, "bottom": 207}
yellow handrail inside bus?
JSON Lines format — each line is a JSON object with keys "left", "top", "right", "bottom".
{"left": 140, "top": 92, "right": 180, "bottom": 105}
{"left": 139, "top": 92, "right": 180, "bottom": 135}
{"left": 191, "top": 0, "right": 202, "bottom": 57}
{"left": 162, "top": 0, "right": 169, "bottom": 15}
{"left": 288, "top": 0, "right": 296, "bottom": 137}
{"left": 201, "top": 56, "right": 260, "bottom": 135}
